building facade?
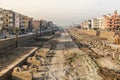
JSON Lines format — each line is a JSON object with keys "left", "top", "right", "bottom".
{"left": 2, "top": 9, "right": 14, "bottom": 34}
{"left": 27, "top": 18, "right": 33, "bottom": 32}
{"left": 40, "top": 20, "right": 48, "bottom": 32}
{"left": 81, "top": 20, "right": 92, "bottom": 29}
{"left": 32, "top": 20, "right": 40, "bottom": 31}
{"left": 0, "top": 8, "right": 3, "bottom": 31}
{"left": 19, "top": 14, "right": 30, "bottom": 34}
{"left": 103, "top": 11, "right": 120, "bottom": 30}
{"left": 14, "top": 12, "right": 20, "bottom": 28}
{"left": 91, "top": 18, "right": 104, "bottom": 29}
{"left": 47, "top": 21, "right": 53, "bottom": 31}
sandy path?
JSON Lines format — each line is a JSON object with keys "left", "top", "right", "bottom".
{"left": 47, "top": 31, "right": 103, "bottom": 80}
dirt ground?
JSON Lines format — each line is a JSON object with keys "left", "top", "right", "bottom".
{"left": 45, "top": 31, "right": 103, "bottom": 80}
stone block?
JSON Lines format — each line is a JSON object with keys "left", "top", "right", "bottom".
{"left": 27, "top": 56, "right": 41, "bottom": 67}
{"left": 12, "top": 67, "right": 32, "bottom": 80}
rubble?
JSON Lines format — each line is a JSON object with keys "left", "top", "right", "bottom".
{"left": 69, "top": 28, "right": 120, "bottom": 80}
{"left": 27, "top": 56, "right": 41, "bottom": 67}
{"left": 12, "top": 67, "right": 32, "bottom": 80}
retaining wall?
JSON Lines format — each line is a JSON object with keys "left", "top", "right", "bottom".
{"left": 79, "top": 30, "right": 115, "bottom": 42}
{"left": 0, "top": 47, "right": 37, "bottom": 80}
{"left": 79, "top": 30, "right": 97, "bottom": 36}
{"left": 99, "top": 31, "right": 115, "bottom": 42}
{"left": 0, "top": 34, "right": 36, "bottom": 53}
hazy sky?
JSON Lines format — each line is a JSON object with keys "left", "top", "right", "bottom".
{"left": 0, "top": 0, "right": 120, "bottom": 26}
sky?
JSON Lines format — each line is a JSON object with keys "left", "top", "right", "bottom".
{"left": 0, "top": 0, "right": 120, "bottom": 26}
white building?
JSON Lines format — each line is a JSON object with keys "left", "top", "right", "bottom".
{"left": 14, "top": 12, "right": 20, "bottom": 28}
{"left": 91, "top": 18, "right": 104, "bottom": 29}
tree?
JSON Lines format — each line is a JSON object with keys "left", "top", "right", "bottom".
{"left": 14, "top": 27, "right": 20, "bottom": 48}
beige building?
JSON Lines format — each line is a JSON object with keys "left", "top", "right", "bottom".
{"left": 32, "top": 20, "right": 40, "bottom": 31}
{"left": 0, "top": 8, "right": 3, "bottom": 31}
{"left": 81, "top": 20, "right": 92, "bottom": 29}
{"left": 19, "top": 14, "right": 29, "bottom": 33}
{"left": 2, "top": 9, "right": 14, "bottom": 33}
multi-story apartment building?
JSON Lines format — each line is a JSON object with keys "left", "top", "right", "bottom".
{"left": 103, "top": 11, "right": 120, "bottom": 29}
{"left": 19, "top": 14, "right": 29, "bottom": 34}
{"left": 13, "top": 12, "right": 20, "bottom": 28}
{"left": 91, "top": 18, "right": 104, "bottom": 29}
{"left": 0, "top": 7, "right": 35, "bottom": 35}
{"left": 81, "top": 20, "right": 92, "bottom": 29}
{"left": 0, "top": 8, "right": 3, "bottom": 31}
{"left": 2, "top": 9, "right": 14, "bottom": 34}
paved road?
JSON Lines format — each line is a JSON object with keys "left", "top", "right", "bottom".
{"left": 47, "top": 30, "right": 103, "bottom": 80}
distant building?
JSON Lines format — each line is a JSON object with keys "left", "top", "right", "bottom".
{"left": 27, "top": 18, "right": 33, "bottom": 32}
{"left": 81, "top": 20, "right": 92, "bottom": 29}
{"left": 2, "top": 9, "right": 14, "bottom": 34}
{"left": 40, "top": 20, "right": 48, "bottom": 32}
{"left": 47, "top": 21, "right": 53, "bottom": 31}
{"left": 14, "top": 12, "right": 20, "bottom": 28}
{"left": 103, "top": 11, "right": 120, "bottom": 30}
{"left": 19, "top": 14, "right": 30, "bottom": 34}
{"left": 91, "top": 18, "right": 104, "bottom": 29}
{"left": 32, "top": 20, "right": 40, "bottom": 31}
{"left": 0, "top": 8, "right": 3, "bottom": 31}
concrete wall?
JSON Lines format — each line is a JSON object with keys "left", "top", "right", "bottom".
{"left": 0, "top": 34, "right": 36, "bottom": 53}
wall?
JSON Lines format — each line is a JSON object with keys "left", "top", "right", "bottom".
{"left": 0, "top": 34, "right": 36, "bottom": 53}
{"left": 99, "top": 31, "right": 115, "bottom": 42}
{"left": 79, "top": 30, "right": 115, "bottom": 42}
{"left": 79, "top": 30, "right": 97, "bottom": 36}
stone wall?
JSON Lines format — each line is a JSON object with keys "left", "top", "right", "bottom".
{"left": 0, "top": 34, "right": 36, "bottom": 53}
{"left": 99, "top": 31, "right": 115, "bottom": 42}
{"left": 79, "top": 30, "right": 115, "bottom": 42}
{"left": 79, "top": 30, "right": 97, "bottom": 36}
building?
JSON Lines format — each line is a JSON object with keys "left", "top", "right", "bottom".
{"left": 91, "top": 18, "right": 104, "bottom": 29}
{"left": 32, "top": 20, "right": 40, "bottom": 31}
{"left": 81, "top": 20, "right": 92, "bottom": 29}
{"left": 27, "top": 18, "right": 33, "bottom": 32}
{"left": 47, "top": 21, "right": 53, "bottom": 31}
{"left": 19, "top": 14, "right": 29, "bottom": 34}
{"left": 40, "top": 20, "right": 48, "bottom": 32}
{"left": 103, "top": 11, "right": 120, "bottom": 30}
{"left": 2, "top": 9, "right": 14, "bottom": 34}
{"left": 0, "top": 8, "right": 3, "bottom": 31}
